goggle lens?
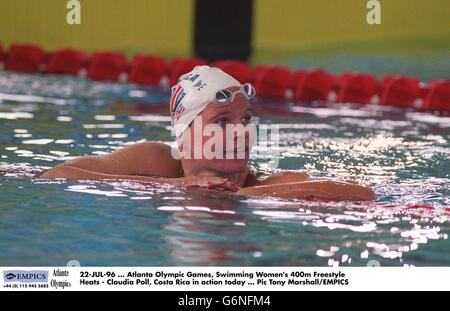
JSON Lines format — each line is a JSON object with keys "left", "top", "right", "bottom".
{"left": 243, "top": 83, "right": 256, "bottom": 98}
{"left": 214, "top": 83, "right": 255, "bottom": 104}
{"left": 215, "top": 90, "right": 233, "bottom": 103}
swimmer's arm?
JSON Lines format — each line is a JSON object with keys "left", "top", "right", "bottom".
{"left": 45, "top": 141, "right": 181, "bottom": 177}
{"left": 237, "top": 180, "right": 376, "bottom": 201}
{"left": 39, "top": 166, "right": 238, "bottom": 190}
{"left": 40, "top": 165, "right": 183, "bottom": 184}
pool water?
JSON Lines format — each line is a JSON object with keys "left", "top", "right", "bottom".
{"left": 0, "top": 71, "right": 449, "bottom": 266}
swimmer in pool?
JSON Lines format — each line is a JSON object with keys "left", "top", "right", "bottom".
{"left": 41, "top": 66, "right": 375, "bottom": 201}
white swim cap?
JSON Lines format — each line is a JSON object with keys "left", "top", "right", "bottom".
{"left": 169, "top": 65, "right": 241, "bottom": 138}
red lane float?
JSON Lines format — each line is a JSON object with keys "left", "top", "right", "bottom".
{"left": 337, "top": 72, "right": 377, "bottom": 104}
{"left": 290, "top": 70, "right": 307, "bottom": 90}
{"left": 47, "top": 48, "right": 89, "bottom": 75}
{"left": 251, "top": 64, "right": 271, "bottom": 85}
{"left": 87, "top": 51, "right": 126, "bottom": 82}
{"left": 44, "top": 52, "right": 54, "bottom": 68}
{"left": 169, "top": 57, "right": 206, "bottom": 86}
{"left": 210, "top": 60, "right": 252, "bottom": 84}
{"left": 253, "top": 64, "right": 270, "bottom": 76}
{"left": 254, "top": 65, "right": 292, "bottom": 99}
{"left": 1, "top": 43, "right": 448, "bottom": 111}
{"left": 379, "top": 75, "right": 421, "bottom": 108}
{"left": 5, "top": 44, "right": 45, "bottom": 73}
{"left": 418, "top": 85, "right": 430, "bottom": 102}
{"left": 129, "top": 54, "right": 166, "bottom": 86}
{"left": 381, "top": 74, "right": 399, "bottom": 86}
{"left": 423, "top": 80, "right": 450, "bottom": 111}
{"left": 124, "top": 62, "right": 132, "bottom": 75}
{"left": 294, "top": 69, "right": 334, "bottom": 101}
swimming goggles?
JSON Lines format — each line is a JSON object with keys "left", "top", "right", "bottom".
{"left": 213, "top": 83, "right": 256, "bottom": 105}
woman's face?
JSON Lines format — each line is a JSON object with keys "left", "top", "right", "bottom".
{"left": 180, "top": 86, "right": 255, "bottom": 174}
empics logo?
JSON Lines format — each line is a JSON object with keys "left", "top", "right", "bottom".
{"left": 5, "top": 273, "right": 16, "bottom": 280}
{"left": 3, "top": 270, "right": 49, "bottom": 283}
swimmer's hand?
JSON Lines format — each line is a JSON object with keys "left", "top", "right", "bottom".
{"left": 183, "top": 176, "right": 239, "bottom": 192}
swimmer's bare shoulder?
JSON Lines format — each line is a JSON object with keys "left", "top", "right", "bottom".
{"left": 41, "top": 141, "right": 181, "bottom": 178}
